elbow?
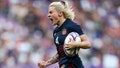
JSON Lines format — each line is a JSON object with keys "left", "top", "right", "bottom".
{"left": 84, "top": 41, "right": 91, "bottom": 49}
{"left": 80, "top": 40, "right": 91, "bottom": 49}
{"left": 80, "top": 41, "right": 91, "bottom": 49}
{"left": 87, "top": 41, "right": 91, "bottom": 48}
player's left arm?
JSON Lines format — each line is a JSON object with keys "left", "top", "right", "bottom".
{"left": 78, "top": 34, "right": 91, "bottom": 49}
{"left": 73, "top": 24, "right": 91, "bottom": 49}
{"left": 65, "top": 34, "right": 91, "bottom": 49}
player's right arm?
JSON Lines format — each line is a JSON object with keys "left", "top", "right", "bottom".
{"left": 38, "top": 53, "right": 59, "bottom": 68}
{"left": 46, "top": 53, "right": 59, "bottom": 66}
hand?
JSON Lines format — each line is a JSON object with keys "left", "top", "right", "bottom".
{"left": 38, "top": 61, "right": 47, "bottom": 68}
{"left": 64, "top": 38, "right": 76, "bottom": 50}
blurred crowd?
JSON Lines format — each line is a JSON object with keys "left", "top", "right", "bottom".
{"left": 0, "top": 0, "right": 120, "bottom": 68}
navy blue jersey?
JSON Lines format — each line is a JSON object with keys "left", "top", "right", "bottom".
{"left": 53, "top": 19, "right": 84, "bottom": 68}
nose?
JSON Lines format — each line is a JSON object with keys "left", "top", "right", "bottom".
{"left": 47, "top": 13, "right": 50, "bottom": 17}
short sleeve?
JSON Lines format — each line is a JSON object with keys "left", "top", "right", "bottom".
{"left": 69, "top": 24, "right": 84, "bottom": 35}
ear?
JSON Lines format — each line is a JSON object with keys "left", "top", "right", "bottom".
{"left": 58, "top": 11, "right": 63, "bottom": 17}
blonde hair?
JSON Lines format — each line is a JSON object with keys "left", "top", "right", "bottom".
{"left": 49, "top": 1, "right": 75, "bottom": 20}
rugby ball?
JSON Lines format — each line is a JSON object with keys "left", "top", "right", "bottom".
{"left": 64, "top": 32, "right": 81, "bottom": 57}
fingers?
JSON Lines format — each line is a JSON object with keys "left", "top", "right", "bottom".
{"left": 38, "top": 61, "right": 46, "bottom": 68}
{"left": 64, "top": 44, "right": 70, "bottom": 50}
{"left": 61, "top": 64, "right": 65, "bottom": 68}
{"left": 64, "top": 38, "right": 75, "bottom": 49}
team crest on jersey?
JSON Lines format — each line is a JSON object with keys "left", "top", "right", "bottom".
{"left": 62, "top": 28, "right": 67, "bottom": 35}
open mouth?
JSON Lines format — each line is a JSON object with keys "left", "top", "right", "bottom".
{"left": 49, "top": 18, "right": 53, "bottom": 21}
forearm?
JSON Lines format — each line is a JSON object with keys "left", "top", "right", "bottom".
{"left": 77, "top": 35, "right": 91, "bottom": 49}
{"left": 46, "top": 53, "right": 59, "bottom": 66}
{"left": 76, "top": 40, "right": 91, "bottom": 49}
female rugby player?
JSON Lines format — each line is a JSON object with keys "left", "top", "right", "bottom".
{"left": 38, "top": 1, "right": 91, "bottom": 68}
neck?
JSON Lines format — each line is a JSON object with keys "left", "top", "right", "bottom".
{"left": 57, "top": 18, "right": 66, "bottom": 27}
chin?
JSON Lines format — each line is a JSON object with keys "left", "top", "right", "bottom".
{"left": 52, "top": 22, "right": 57, "bottom": 26}
{"left": 52, "top": 23, "right": 55, "bottom": 26}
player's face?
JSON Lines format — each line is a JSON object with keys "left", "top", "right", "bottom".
{"left": 48, "top": 6, "right": 60, "bottom": 26}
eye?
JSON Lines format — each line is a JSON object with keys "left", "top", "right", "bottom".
{"left": 49, "top": 11, "right": 52, "bottom": 14}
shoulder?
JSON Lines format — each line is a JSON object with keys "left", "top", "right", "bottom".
{"left": 66, "top": 19, "right": 84, "bottom": 35}
{"left": 67, "top": 20, "right": 81, "bottom": 30}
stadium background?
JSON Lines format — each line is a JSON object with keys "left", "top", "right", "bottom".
{"left": 0, "top": 0, "right": 120, "bottom": 68}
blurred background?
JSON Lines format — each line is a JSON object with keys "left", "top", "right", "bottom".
{"left": 0, "top": 0, "right": 120, "bottom": 68}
